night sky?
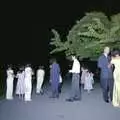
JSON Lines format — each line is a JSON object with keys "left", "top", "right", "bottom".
{"left": 2, "top": 0, "right": 120, "bottom": 66}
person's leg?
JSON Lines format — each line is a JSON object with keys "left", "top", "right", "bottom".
{"left": 66, "top": 74, "right": 76, "bottom": 102}
{"left": 50, "top": 84, "right": 56, "bottom": 98}
{"left": 58, "top": 83, "right": 62, "bottom": 93}
{"left": 36, "top": 78, "right": 40, "bottom": 94}
{"left": 109, "top": 78, "right": 114, "bottom": 102}
{"left": 102, "top": 86, "right": 109, "bottom": 102}
{"left": 74, "top": 74, "right": 81, "bottom": 100}
{"left": 55, "top": 84, "right": 59, "bottom": 98}
{"left": 101, "top": 78, "right": 109, "bottom": 102}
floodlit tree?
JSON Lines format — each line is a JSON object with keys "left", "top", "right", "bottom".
{"left": 50, "top": 12, "right": 120, "bottom": 60}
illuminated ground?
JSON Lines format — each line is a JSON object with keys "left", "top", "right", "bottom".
{"left": 0, "top": 81, "right": 120, "bottom": 120}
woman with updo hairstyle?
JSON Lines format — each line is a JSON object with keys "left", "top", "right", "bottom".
{"left": 111, "top": 49, "right": 120, "bottom": 107}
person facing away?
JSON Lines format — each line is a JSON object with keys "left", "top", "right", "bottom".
{"left": 24, "top": 64, "right": 33, "bottom": 102}
{"left": 84, "top": 69, "right": 94, "bottom": 93}
{"left": 66, "top": 55, "right": 81, "bottom": 102}
{"left": 81, "top": 66, "right": 88, "bottom": 86}
{"left": 50, "top": 58, "right": 60, "bottom": 98}
{"left": 6, "top": 65, "right": 14, "bottom": 100}
{"left": 15, "top": 66, "right": 25, "bottom": 99}
{"left": 98, "top": 47, "right": 113, "bottom": 103}
{"left": 36, "top": 66, "right": 45, "bottom": 94}
{"left": 110, "top": 49, "right": 120, "bottom": 107}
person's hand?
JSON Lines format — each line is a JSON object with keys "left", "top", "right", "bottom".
{"left": 49, "top": 80, "right": 52, "bottom": 83}
{"left": 108, "top": 64, "right": 111, "bottom": 68}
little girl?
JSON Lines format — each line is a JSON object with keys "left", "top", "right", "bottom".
{"left": 84, "top": 69, "right": 94, "bottom": 93}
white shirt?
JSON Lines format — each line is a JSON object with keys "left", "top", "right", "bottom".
{"left": 70, "top": 58, "right": 80, "bottom": 73}
{"left": 7, "top": 69, "right": 14, "bottom": 78}
{"left": 25, "top": 67, "right": 33, "bottom": 79}
{"left": 37, "top": 69, "right": 45, "bottom": 79}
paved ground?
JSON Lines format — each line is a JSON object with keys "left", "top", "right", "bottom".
{"left": 0, "top": 81, "right": 120, "bottom": 120}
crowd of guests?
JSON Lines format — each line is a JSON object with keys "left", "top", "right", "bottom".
{"left": 4, "top": 47, "right": 120, "bottom": 108}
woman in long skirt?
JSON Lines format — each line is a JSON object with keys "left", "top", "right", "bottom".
{"left": 24, "top": 64, "right": 33, "bottom": 101}
{"left": 111, "top": 50, "right": 120, "bottom": 107}
{"left": 36, "top": 66, "right": 45, "bottom": 94}
{"left": 16, "top": 67, "right": 25, "bottom": 99}
{"left": 6, "top": 66, "right": 14, "bottom": 100}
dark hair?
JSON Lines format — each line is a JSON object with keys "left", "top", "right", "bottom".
{"left": 111, "top": 49, "right": 120, "bottom": 57}
{"left": 26, "top": 64, "right": 31, "bottom": 67}
{"left": 39, "top": 66, "right": 44, "bottom": 69}
{"left": 50, "top": 58, "right": 57, "bottom": 64}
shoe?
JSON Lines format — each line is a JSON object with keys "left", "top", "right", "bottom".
{"left": 49, "top": 96, "right": 55, "bottom": 98}
{"left": 40, "top": 91, "right": 44, "bottom": 95}
{"left": 66, "top": 98, "right": 74, "bottom": 102}
{"left": 73, "top": 98, "right": 81, "bottom": 101}
{"left": 105, "top": 100, "right": 109, "bottom": 103}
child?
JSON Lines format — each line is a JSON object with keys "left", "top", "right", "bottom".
{"left": 84, "top": 69, "right": 94, "bottom": 93}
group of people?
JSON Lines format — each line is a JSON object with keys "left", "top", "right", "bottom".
{"left": 6, "top": 64, "right": 45, "bottom": 102}
{"left": 98, "top": 47, "right": 120, "bottom": 107}
{"left": 4, "top": 47, "right": 120, "bottom": 108}
{"left": 49, "top": 47, "right": 120, "bottom": 109}
{"left": 81, "top": 66, "right": 94, "bottom": 93}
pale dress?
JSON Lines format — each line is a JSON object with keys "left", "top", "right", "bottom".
{"left": 16, "top": 71, "right": 25, "bottom": 95}
{"left": 6, "top": 69, "right": 14, "bottom": 100}
{"left": 24, "top": 67, "right": 33, "bottom": 101}
{"left": 81, "top": 69, "right": 88, "bottom": 84}
{"left": 84, "top": 72, "right": 94, "bottom": 91}
{"left": 111, "top": 57, "right": 120, "bottom": 107}
{"left": 36, "top": 69, "right": 45, "bottom": 93}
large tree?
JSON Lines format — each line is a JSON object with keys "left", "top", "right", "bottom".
{"left": 50, "top": 12, "right": 120, "bottom": 60}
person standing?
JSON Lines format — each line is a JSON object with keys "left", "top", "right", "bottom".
{"left": 84, "top": 69, "right": 94, "bottom": 93}
{"left": 24, "top": 64, "right": 33, "bottom": 101}
{"left": 15, "top": 66, "right": 25, "bottom": 99}
{"left": 36, "top": 66, "right": 45, "bottom": 94}
{"left": 111, "top": 50, "right": 120, "bottom": 107}
{"left": 6, "top": 65, "right": 14, "bottom": 100}
{"left": 50, "top": 58, "right": 60, "bottom": 98}
{"left": 81, "top": 66, "right": 88, "bottom": 87}
{"left": 66, "top": 55, "right": 81, "bottom": 102}
{"left": 98, "top": 47, "right": 113, "bottom": 103}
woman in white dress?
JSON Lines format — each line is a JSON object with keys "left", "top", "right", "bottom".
{"left": 16, "top": 67, "right": 25, "bottom": 99}
{"left": 84, "top": 69, "right": 94, "bottom": 93}
{"left": 24, "top": 64, "right": 33, "bottom": 101}
{"left": 6, "top": 66, "right": 14, "bottom": 100}
{"left": 36, "top": 66, "right": 45, "bottom": 94}
{"left": 81, "top": 66, "right": 88, "bottom": 86}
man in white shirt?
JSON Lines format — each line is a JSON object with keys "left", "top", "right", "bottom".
{"left": 66, "top": 55, "right": 81, "bottom": 102}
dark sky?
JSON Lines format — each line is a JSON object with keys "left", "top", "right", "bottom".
{"left": 2, "top": 0, "right": 120, "bottom": 65}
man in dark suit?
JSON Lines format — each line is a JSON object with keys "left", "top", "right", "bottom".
{"left": 98, "top": 47, "right": 113, "bottom": 103}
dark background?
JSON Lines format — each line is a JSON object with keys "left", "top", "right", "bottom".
{"left": 1, "top": 0, "right": 120, "bottom": 68}
{"left": 0, "top": 0, "right": 119, "bottom": 95}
